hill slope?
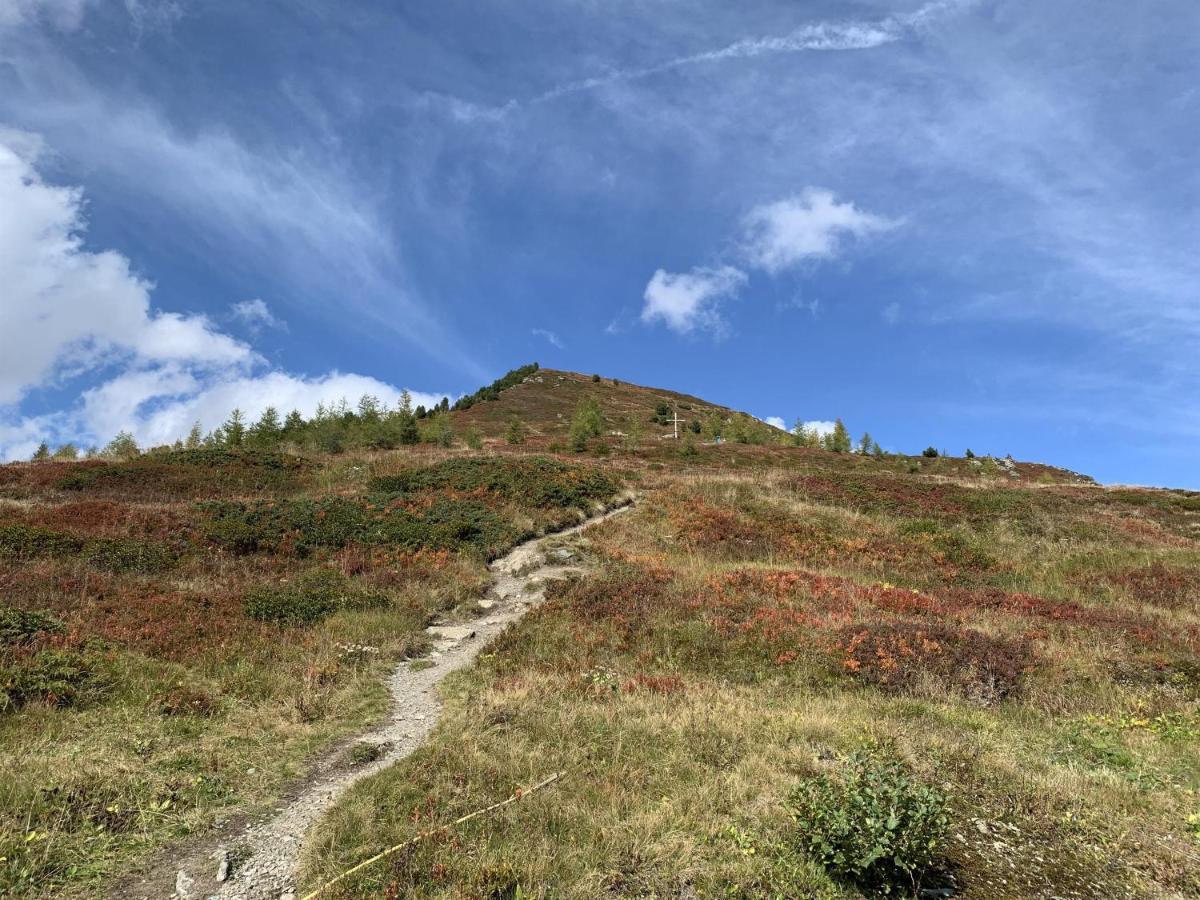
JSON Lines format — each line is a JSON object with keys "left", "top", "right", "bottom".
{"left": 1, "top": 366, "right": 1197, "bottom": 898}
{"left": 451, "top": 367, "right": 782, "bottom": 443}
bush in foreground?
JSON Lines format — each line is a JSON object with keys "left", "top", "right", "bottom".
{"left": 788, "top": 746, "right": 949, "bottom": 895}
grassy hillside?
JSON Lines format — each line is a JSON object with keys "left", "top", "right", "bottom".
{"left": 451, "top": 367, "right": 783, "bottom": 445}
{"left": 0, "top": 449, "right": 625, "bottom": 895}
{"left": 2, "top": 369, "right": 1197, "bottom": 898}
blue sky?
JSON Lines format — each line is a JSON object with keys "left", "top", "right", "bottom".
{"left": 1, "top": 0, "right": 1197, "bottom": 487}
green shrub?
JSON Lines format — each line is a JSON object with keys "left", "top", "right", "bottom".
{"left": 244, "top": 585, "right": 338, "bottom": 625}
{"left": 244, "top": 569, "right": 391, "bottom": 625}
{"left": 0, "top": 526, "right": 173, "bottom": 572}
{"left": 788, "top": 747, "right": 949, "bottom": 894}
{"left": 922, "top": 447, "right": 939, "bottom": 458}
{"left": 80, "top": 538, "right": 174, "bottom": 573}
{"left": 56, "top": 449, "right": 306, "bottom": 496}
{"left": 205, "top": 495, "right": 517, "bottom": 557}
{"left": 368, "top": 457, "right": 618, "bottom": 511}
{"left": 0, "top": 524, "right": 83, "bottom": 558}
{"left": 505, "top": 417, "right": 526, "bottom": 445}
{"left": 0, "top": 608, "right": 64, "bottom": 646}
{"left": 0, "top": 650, "right": 96, "bottom": 712}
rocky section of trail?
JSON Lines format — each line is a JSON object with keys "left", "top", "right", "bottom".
{"left": 119, "top": 501, "right": 631, "bottom": 900}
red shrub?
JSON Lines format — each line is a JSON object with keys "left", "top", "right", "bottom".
{"left": 836, "top": 621, "right": 1032, "bottom": 703}
{"left": 1086, "top": 563, "right": 1200, "bottom": 609}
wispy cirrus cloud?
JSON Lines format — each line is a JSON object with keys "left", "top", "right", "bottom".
{"left": 231, "top": 299, "right": 286, "bottom": 334}
{"left": 0, "top": 23, "right": 485, "bottom": 381}
{"left": 531, "top": 328, "right": 565, "bottom": 349}
{"left": 433, "top": 0, "right": 977, "bottom": 123}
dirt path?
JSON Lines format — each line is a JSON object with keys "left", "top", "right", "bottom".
{"left": 122, "top": 500, "right": 632, "bottom": 900}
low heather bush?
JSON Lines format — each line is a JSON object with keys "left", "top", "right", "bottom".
{"left": 838, "top": 621, "right": 1031, "bottom": 703}
{"left": 80, "top": 537, "right": 174, "bottom": 573}
{"left": 0, "top": 524, "right": 174, "bottom": 572}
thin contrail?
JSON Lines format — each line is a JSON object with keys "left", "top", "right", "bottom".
{"left": 440, "top": 0, "right": 975, "bottom": 122}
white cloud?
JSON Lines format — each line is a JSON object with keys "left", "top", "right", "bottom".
{"left": 231, "top": 298, "right": 286, "bottom": 332}
{"left": 0, "top": 41, "right": 483, "bottom": 380}
{"left": 640, "top": 189, "right": 894, "bottom": 336}
{"left": 0, "top": 133, "right": 445, "bottom": 459}
{"left": 741, "top": 188, "right": 898, "bottom": 274}
{"left": 641, "top": 266, "right": 747, "bottom": 334}
{"left": 531, "top": 327, "right": 564, "bottom": 349}
{"left": 764, "top": 416, "right": 786, "bottom": 430}
{"left": 0, "top": 140, "right": 253, "bottom": 406}
{"left": 78, "top": 368, "right": 446, "bottom": 450}
{"left": 799, "top": 420, "right": 836, "bottom": 438}
{"left": 882, "top": 302, "right": 901, "bottom": 325}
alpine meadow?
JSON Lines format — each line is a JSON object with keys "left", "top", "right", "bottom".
{"left": 2, "top": 367, "right": 1198, "bottom": 898}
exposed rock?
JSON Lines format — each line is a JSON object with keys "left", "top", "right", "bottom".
{"left": 173, "top": 869, "right": 195, "bottom": 899}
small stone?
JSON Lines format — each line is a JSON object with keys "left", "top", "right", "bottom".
{"left": 173, "top": 869, "right": 195, "bottom": 899}
{"left": 215, "top": 848, "right": 230, "bottom": 882}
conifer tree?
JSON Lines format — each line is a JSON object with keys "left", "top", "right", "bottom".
{"left": 222, "top": 409, "right": 246, "bottom": 447}
{"left": 357, "top": 394, "right": 381, "bottom": 422}
{"left": 506, "top": 416, "right": 526, "bottom": 445}
{"left": 398, "top": 411, "right": 420, "bottom": 445}
{"left": 569, "top": 397, "right": 605, "bottom": 451}
{"left": 184, "top": 421, "right": 204, "bottom": 450}
{"left": 825, "top": 418, "right": 852, "bottom": 453}
{"left": 250, "top": 407, "right": 282, "bottom": 447}
{"left": 103, "top": 431, "right": 140, "bottom": 460}
{"left": 53, "top": 443, "right": 78, "bottom": 460}
{"left": 31, "top": 442, "right": 50, "bottom": 461}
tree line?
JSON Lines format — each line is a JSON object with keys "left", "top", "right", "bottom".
{"left": 28, "top": 391, "right": 476, "bottom": 461}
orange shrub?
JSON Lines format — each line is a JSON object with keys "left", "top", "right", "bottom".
{"left": 836, "top": 622, "right": 1032, "bottom": 703}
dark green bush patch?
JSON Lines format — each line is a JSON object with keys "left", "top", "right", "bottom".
{"left": 56, "top": 449, "right": 307, "bottom": 497}
{"left": 788, "top": 746, "right": 950, "bottom": 895}
{"left": 0, "top": 523, "right": 83, "bottom": 558}
{"left": 244, "top": 569, "right": 391, "bottom": 625}
{"left": 0, "top": 608, "right": 64, "bottom": 646}
{"left": 367, "top": 456, "right": 619, "bottom": 511}
{"left": 203, "top": 496, "right": 520, "bottom": 558}
{"left": 80, "top": 537, "right": 175, "bottom": 573}
{"left": 0, "top": 525, "right": 173, "bottom": 572}
{"left": 0, "top": 649, "right": 97, "bottom": 712}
